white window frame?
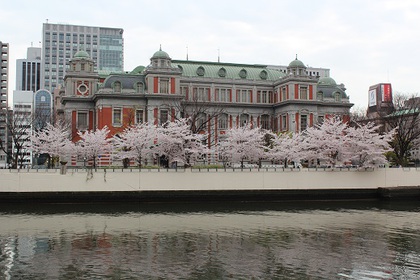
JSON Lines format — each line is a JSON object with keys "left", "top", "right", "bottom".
{"left": 114, "top": 81, "right": 121, "bottom": 93}
{"left": 113, "top": 107, "right": 122, "bottom": 126}
{"left": 281, "top": 87, "right": 287, "bottom": 101}
{"left": 135, "top": 109, "right": 144, "bottom": 124}
{"left": 218, "top": 114, "right": 228, "bottom": 130}
{"left": 240, "top": 114, "right": 249, "bottom": 127}
{"left": 237, "top": 89, "right": 251, "bottom": 103}
{"left": 160, "top": 109, "right": 169, "bottom": 125}
{"left": 181, "top": 86, "right": 188, "bottom": 96}
{"left": 77, "top": 111, "right": 89, "bottom": 131}
{"left": 159, "top": 78, "right": 169, "bottom": 94}
{"left": 217, "top": 88, "right": 229, "bottom": 102}
{"left": 261, "top": 115, "right": 270, "bottom": 130}
{"left": 282, "top": 115, "right": 287, "bottom": 130}
{"left": 335, "top": 92, "right": 341, "bottom": 102}
{"left": 300, "top": 86, "right": 308, "bottom": 100}
{"left": 300, "top": 115, "right": 308, "bottom": 132}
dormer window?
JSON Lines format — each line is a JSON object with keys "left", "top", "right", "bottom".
{"left": 317, "top": 92, "right": 324, "bottom": 101}
{"left": 136, "top": 82, "right": 143, "bottom": 93}
{"left": 114, "top": 81, "right": 121, "bottom": 93}
{"left": 334, "top": 92, "right": 341, "bottom": 102}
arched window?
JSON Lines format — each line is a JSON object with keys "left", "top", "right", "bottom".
{"left": 240, "top": 114, "right": 249, "bottom": 127}
{"left": 196, "top": 113, "right": 207, "bottom": 132}
{"left": 218, "top": 113, "right": 228, "bottom": 130}
{"left": 261, "top": 114, "right": 270, "bottom": 130}
{"left": 334, "top": 92, "right": 341, "bottom": 102}
{"left": 317, "top": 91, "right": 323, "bottom": 101}
{"left": 114, "top": 81, "right": 121, "bottom": 93}
{"left": 135, "top": 82, "right": 143, "bottom": 93}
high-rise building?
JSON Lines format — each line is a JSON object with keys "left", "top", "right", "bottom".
{"left": 41, "top": 22, "right": 124, "bottom": 92}
{"left": 0, "top": 41, "right": 8, "bottom": 109}
{"left": 1, "top": 41, "right": 9, "bottom": 168}
{"left": 12, "top": 90, "right": 34, "bottom": 168}
{"left": 16, "top": 47, "right": 42, "bottom": 92}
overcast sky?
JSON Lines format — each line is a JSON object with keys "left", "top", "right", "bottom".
{"left": 2, "top": 0, "right": 420, "bottom": 109}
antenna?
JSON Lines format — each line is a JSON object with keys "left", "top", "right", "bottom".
{"left": 218, "top": 48, "right": 220, "bottom": 63}
{"left": 186, "top": 45, "right": 189, "bottom": 61}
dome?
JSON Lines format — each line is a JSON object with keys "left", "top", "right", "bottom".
{"left": 288, "top": 57, "right": 306, "bottom": 68}
{"left": 74, "top": 50, "right": 90, "bottom": 59}
{"left": 152, "top": 47, "right": 170, "bottom": 59}
{"left": 130, "top": 65, "right": 145, "bottom": 74}
{"left": 318, "top": 77, "right": 337, "bottom": 86}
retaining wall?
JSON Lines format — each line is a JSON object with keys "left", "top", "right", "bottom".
{"left": 1, "top": 168, "right": 419, "bottom": 202}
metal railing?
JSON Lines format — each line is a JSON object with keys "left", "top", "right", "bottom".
{"left": 5, "top": 165, "right": 408, "bottom": 174}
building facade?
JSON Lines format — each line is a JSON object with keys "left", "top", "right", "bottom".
{"left": 0, "top": 41, "right": 9, "bottom": 168}
{"left": 58, "top": 48, "right": 353, "bottom": 166}
{"left": 12, "top": 91, "right": 34, "bottom": 167}
{"left": 42, "top": 22, "right": 124, "bottom": 92}
{"left": 16, "top": 47, "right": 42, "bottom": 92}
{"left": 12, "top": 89, "right": 53, "bottom": 168}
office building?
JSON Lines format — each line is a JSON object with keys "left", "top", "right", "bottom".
{"left": 16, "top": 47, "right": 42, "bottom": 92}
{"left": 42, "top": 22, "right": 124, "bottom": 92}
{"left": 1, "top": 41, "right": 9, "bottom": 168}
{"left": 12, "top": 91, "right": 34, "bottom": 167}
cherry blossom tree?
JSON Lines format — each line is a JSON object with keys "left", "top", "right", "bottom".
{"left": 113, "top": 122, "right": 157, "bottom": 167}
{"left": 346, "top": 122, "right": 394, "bottom": 167}
{"left": 155, "top": 119, "right": 208, "bottom": 167}
{"left": 30, "top": 122, "right": 74, "bottom": 167}
{"left": 300, "top": 117, "right": 349, "bottom": 166}
{"left": 77, "top": 126, "right": 111, "bottom": 168}
{"left": 219, "top": 124, "right": 266, "bottom": 168}
{"left": 270, "top": 132, "right": 305, "bottom": 167}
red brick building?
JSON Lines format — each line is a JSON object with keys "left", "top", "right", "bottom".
{"left": 57, "top": 48, "right": 352, "bottom": 165}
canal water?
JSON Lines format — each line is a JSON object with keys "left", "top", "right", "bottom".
{"left": 0, "top": 200, "right": 419, "bottom": 279}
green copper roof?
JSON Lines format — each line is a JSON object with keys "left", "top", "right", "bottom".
{"left": 288, "top": 58, "right": 306, "bottom": 68}
{"left": 172, "top": 60, "right": 286, "bottom": 81}
{"left": 318, "top": 77, "right": 337, "bottom": 86}
{"left": 386, "top": 108, "right": 419, "bottom": 117}
{"left": 152, "top": 47, "right": 170, "bottom": 59}
{"left": 74, "top": 50, "right": 90, "bottom": 59}
{"left": 130, "top": 65, "right": 145, "bottom": 74}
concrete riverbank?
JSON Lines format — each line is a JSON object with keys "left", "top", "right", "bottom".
{"left": 1, "top": 168, "right": 419, "bottom": 202}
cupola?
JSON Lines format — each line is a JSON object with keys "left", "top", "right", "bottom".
{"left": 150, "top": 45, "right": 171, "bottom": 68}
{"left": 287, "top": 55, "right": 307, "bottom": 76}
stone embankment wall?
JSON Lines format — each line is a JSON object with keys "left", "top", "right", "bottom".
{"left": 1, "top": 168, "right": 419, "bottom": 192}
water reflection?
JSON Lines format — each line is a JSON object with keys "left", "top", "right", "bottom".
{"left": 0, "top": 201, "right": 419, "bottom": 279}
